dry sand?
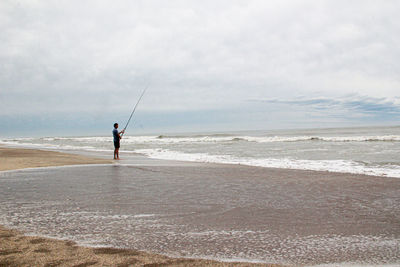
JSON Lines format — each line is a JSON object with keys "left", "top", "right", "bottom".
{"left": 0, "top": 226, "right": 280, "bottom": 267}
{"left": 0, "top": 146, "right": 112, "bottom": 171}
{"left": 0, "top": 146, "right": 281, "bottom": 267}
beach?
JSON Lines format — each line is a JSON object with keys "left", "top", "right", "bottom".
{"left": 1, "top": 147, "right": 399, "bottom": 266}
{"left": 0, "top": 146, "right": 281, "bottom": 267}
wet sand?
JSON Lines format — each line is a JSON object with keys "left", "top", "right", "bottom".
{"left": 2, "top": 163, "right": 399, "bottom": 266}
{"left": 1, "top": 146, "right": 400, "bottom": 266}
{"left": 0, "top": 146, "right": 280, "bottom": 267}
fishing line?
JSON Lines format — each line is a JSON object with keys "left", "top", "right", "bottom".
{"left": 121, "top": 86, "right": 148, "bottom": 137}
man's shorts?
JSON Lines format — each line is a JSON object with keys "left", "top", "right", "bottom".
{"left": 114, "top": 140, "right": 120, "bottom": 149}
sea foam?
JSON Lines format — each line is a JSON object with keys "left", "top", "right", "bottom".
{"left": 134, "top": 148, "right": 400, "bottom": 178}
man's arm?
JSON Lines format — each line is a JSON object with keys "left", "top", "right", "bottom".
{"left": 118, "top": 130, "right": 125, "bottom": 139}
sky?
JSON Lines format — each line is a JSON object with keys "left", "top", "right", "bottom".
{"left": 1, "top": 0, "right": 400, "bottom": 137}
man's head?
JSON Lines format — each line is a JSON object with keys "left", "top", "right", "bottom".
{"left": 114, "top": 123, "right": 118, "bottom": 129}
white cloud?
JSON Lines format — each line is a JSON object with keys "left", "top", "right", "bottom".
{"left": 253, "top": 94, "right": 400, "bottom": 117}
{"left": 1, "top": 0, "right": 400, "bottom": 130}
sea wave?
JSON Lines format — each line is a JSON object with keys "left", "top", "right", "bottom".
{"left": 40, "top": 136, "right": 112, "bottom": 142}
{"left": 134, "top": 149, "right": 400, "bottom": 178}
{"left": 3, "top": 134, "right": 400, "bottom": 145}
{"left": 97, "top": 134, "right": 400, "bottom": 143}
{"left": 0, "top": 140, "right": 113, "bottom": 152}
{"left": 235, "top": 135, "right": 400, "bottom": 143}
{"left": 155, "top": 134, "right": 400, "bottom": 143}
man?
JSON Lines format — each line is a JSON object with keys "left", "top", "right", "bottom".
{"left": 113, "top": 123, "right": 124, "bottom": 160}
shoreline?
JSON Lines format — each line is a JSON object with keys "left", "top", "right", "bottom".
{"left": 3, "top": 140, "right": 400, "bottom": 180}
{"left": 0, "top": 145, "right": 282, "bottom": 267}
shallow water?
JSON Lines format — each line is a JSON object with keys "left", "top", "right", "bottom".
{"left": 1, "top": 164, "right": 400, "bottom": 266}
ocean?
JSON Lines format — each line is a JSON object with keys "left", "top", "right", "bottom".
{"left": 2, "top": 125, "right": 400, "bottom": 178}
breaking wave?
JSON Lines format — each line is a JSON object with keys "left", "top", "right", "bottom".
{"left": 0, "top": 139, "right": 112, "bottom": 152}
{"left": 140, "top": 134, "right": 400, "bottom": 143}
{"left": 134, "top": 148, "right": 400, "bottom": 178}
{"left": 3, "top": 134, "right": 400, "bottom": 146}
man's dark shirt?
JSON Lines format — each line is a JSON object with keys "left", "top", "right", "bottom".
{"left": 113, "top": 128, "right": 119, "bottom": 142}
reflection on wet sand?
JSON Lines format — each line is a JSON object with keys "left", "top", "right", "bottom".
{"left": 1, "top": 164, "right": 400, "bottom": 266}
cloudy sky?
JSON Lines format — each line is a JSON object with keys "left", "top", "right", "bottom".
{"left": 1, "top": 0, "right": 400, "bottom": 137}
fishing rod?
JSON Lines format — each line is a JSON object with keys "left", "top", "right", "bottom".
{"left": 121, "top": 86, "right": 147, "bottom": 137}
